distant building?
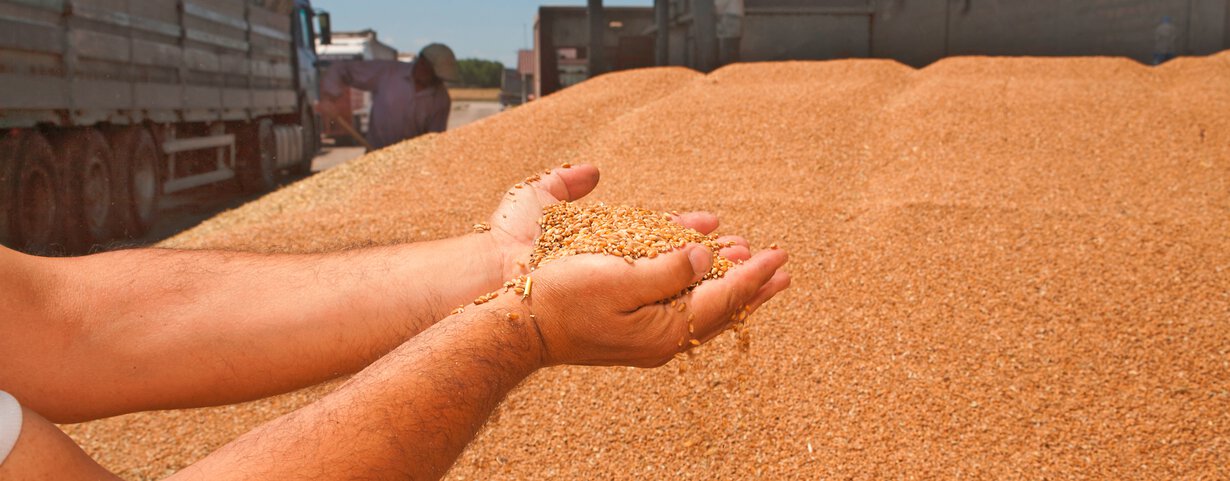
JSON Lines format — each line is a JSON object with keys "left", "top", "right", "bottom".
{"left": 513, "top": 49, "right": 535, "bottom": 105}
{"left": 533, "top": 6, "right": 656, "bottom": 98}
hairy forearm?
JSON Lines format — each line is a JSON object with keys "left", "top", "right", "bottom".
{"left": 4, "top": 234, "right": 503, "bottom": 422}
{"left": 171, "top": 300, "right": 542, "bottom": 481}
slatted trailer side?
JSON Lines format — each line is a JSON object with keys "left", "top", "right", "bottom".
{"left": 0, "top": 0, "right": 329, "bottom": 253}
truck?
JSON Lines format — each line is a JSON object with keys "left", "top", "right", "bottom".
{"left": 0, "top": 0, "right": 333, "bottom": 253}
{"left": 499, "top": 68, "right": 524, "bottom": 109}
{"left": 315, "top": 29, "right": 397, "bottom": 146}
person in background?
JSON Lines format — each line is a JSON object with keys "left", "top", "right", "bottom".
{"left": 1154, "top": 16, "right": 1177, "bottom": 65}
{"left": 320, "top": 43, "right": 459, "bottom": 151}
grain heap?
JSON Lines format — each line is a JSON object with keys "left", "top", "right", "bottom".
{"left": 62, "top": 53, "right": 1230, "bottom": 480}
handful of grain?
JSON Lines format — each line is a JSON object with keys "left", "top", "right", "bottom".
{"left": 530, "top": 202, "right": 735, "bottom": 292}
{"left": 468, "top": 201, "right": 736, "bottom": 310}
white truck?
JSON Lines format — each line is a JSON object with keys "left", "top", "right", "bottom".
{"left": 314, "top": 30, "right": 397, "bottom": 146}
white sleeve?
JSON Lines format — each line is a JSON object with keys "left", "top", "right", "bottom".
{"left": 0, "top": 390, "right": 22, "bottom": 466}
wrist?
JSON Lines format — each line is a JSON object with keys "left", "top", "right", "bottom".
{"left": 442, "top": 232, "right": 508, "bottom": 297}
{"left": 470, "top": 297, "right": 546, "bottom": 371}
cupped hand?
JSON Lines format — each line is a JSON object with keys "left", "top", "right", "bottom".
{"left": 485, "top": 164, "right": 721, "bottom": 281}
{"left": 510, "top": 242, "right": 790, "bottom": 367}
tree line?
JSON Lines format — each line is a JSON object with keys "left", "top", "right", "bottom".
{"left": 454, "top": 58, "right": 505, "bottom": 88}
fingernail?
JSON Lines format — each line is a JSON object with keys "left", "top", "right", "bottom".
{"left": 687, "top": 245, "right": 713, "bottom": 278}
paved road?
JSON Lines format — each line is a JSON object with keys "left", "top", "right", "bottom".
{"left": 137, "top": 101, "right": 502, "bottom": 245}
{"left": 448, "top": 101, "right": 502, "bottom": 130}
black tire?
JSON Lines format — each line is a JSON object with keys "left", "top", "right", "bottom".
{"left": 53, "top": 128, "right": 118, "bottom": 252}
{"left": 237, "top": 118, "right": 277, "bottom": 193}
{"left": 108, "top": 126, "right": 162, "bottom": 238}
{"left": 291, "top": 101, "right": 318, "bottom": 176}
{"left": 12, "top": 131, "right": 65, "bottom": 254}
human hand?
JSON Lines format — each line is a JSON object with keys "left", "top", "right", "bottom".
{"left": 484, "top": 165, "right": 721, "bottom": 281}
{"left": 508, "top": 242, "right": 790, "bottom": 367}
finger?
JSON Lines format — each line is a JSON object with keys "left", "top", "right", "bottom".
{"left": 719, "top": 244, "right": 751, "bottom": 262}
{"left": 690, "top": 269, "right": 789, "bottom": 346}
{"left": 616, "top": 243, "right": 713, "bottom": 307}
{"left": 746, "top": 269, "right": 791, "bottom": 312}
{"left": 686, "top": 248, "right": 788, "bottom": 337}
{"left": 531, "top": 164, "right": 600, "bottom": 203}
{"left": 715, "top": 235, "right": 748, "bottom": 249}
{"left": 671, "top": 211, "right": 718, "bottom": 235}
{"left": 715, "top": 235, "right": 750, "bottom": 262}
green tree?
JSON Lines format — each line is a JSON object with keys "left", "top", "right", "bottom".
{"left": 455, "top": 58, "right": 505, "bottom": 88}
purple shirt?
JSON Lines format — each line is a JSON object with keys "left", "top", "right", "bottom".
{"left": 321, "top": 60, "right": 451, "bottom": 150}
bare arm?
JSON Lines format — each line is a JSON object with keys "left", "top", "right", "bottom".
{"left": 1, "top": 235, "right": 498, "bottom": 423}
{"left": 0, "top": 406, "right": 123, "bottom": 480}
{"left": 0, "top": 165, "right": 610, "bottom": 423}
{"left": 168, "top": 298, "right": 542, "bottom": 481}
{"left": 168, "top": 242, "right": 789, "bottom": 481}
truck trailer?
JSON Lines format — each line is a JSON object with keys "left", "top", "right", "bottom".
{"left": 0, "top": 0, "right": 332, "bottom": 253}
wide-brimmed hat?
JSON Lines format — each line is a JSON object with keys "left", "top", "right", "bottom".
{"left": 419, "top": 43, "right": 459, "bottom": 82}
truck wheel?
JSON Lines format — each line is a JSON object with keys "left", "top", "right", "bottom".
{"left": 55, "top": 128, "right": 117, "bottom": 251}
{"left": 290, "top": 101, "right": 317, "bottom": 176}
{"left": 237, "top": 118, "right": 277, "bottom": 193}
{"left": 13, "top": 131, "right": 64, "bottom": 253}
{"left": 108, "top": 126, "right": 161, "bottom": 237}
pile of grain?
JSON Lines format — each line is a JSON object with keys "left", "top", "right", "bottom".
{"left": 63, "top": 53, "right": 1230, "bottom": 480}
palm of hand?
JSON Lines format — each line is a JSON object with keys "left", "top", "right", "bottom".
{"left": 486, "top": 165, "right": 600, "bottom": 281}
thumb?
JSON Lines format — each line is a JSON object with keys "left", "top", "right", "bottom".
{"left": 623, "top": 243, "right": 713, "bottom": 306}
{"left": 534, "top": 164, "right": 600, "bottom": 203}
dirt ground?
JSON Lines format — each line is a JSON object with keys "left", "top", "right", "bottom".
{"left": 63, "top": 53, "right": 1230, "bottom": 480}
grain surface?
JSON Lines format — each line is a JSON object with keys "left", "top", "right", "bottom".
{"left": 62, "top": 55, "right": 1230, "bottom": 480}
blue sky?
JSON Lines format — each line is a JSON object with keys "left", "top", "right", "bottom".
{"left": 311, "top": 1, "right": 650, "bottom": 66}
